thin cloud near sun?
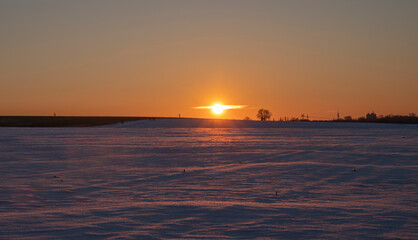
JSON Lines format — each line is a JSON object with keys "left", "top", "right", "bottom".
{"left": 194, "top": 104, "right": 247, "bottom": 114}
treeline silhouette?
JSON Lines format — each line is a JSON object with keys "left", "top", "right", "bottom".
{"left": 272, "top": 112, "right": 418, "bottom": 124}
{"left": 334, "top": 113, "right": 418, "bottom": 124}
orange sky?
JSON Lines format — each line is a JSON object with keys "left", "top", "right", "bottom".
{"left": 1, "top": 1, "right": 417, "bottom": 120}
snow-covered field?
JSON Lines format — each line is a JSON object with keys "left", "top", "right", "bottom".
{"left": 0, "top": 119, "right": 417, "bottom": 239}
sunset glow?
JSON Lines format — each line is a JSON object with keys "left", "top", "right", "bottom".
{"left": 195, "top": 104, "right": 245, "bottom": 115}
{"left": 0, "top": 1, "right": 417, "bottom": 119}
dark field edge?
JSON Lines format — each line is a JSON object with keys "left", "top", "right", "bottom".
{"left": 0, "top": 116, "right": 175, "bottom": 127}
{"left": 1, "top": 116, "right": 417, "bottom": 128}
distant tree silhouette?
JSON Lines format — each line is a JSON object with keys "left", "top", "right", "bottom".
{"left": 257, "top": 109, "right": 272, "bottom": 121}
{"left": 243, "top": 116, "right": 251, "bottom": 120}
{"left": 366, "top": 112, "right": 377, "bottom": 120}
{"left": 344, "top": 116, "right": 352, "bottom": 121}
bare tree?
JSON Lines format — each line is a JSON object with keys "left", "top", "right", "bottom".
{"left": 257, "top": 109, "right": 272, "bottom": 121}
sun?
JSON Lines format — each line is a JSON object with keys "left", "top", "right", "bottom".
{"left": 212, "top": 104, "right": 224, "bottom": 114}
{"left": 194, "top": 104, "right": 246, "bottom": 116}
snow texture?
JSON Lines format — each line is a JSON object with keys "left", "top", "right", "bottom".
{"left": 0, "top": 119, "right": 417, "bottom": 239}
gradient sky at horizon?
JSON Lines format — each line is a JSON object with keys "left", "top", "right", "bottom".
{"left": 1, "top": 0, "right": 417, "bottom": 120}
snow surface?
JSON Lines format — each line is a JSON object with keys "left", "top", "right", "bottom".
{"left": 0, "top": 119, "right": 417, "bottom": 239}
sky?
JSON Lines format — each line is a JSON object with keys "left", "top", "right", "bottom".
{"left": 1, "top": 0, "right": 417, "bottom": 120}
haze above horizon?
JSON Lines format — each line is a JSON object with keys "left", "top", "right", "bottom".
{"left": 1, "top": 0, "right": 417, "bottom": 120}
